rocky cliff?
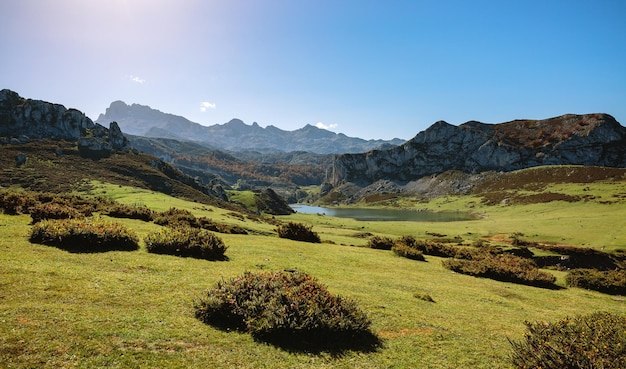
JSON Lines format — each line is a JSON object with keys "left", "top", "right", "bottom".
{"left": 330, "top": 114, "right": 626, "bottom": 186}
{"left": 0, "top": 89, "right": 130, "bottom": 157}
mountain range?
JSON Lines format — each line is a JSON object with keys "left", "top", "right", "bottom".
{"left": 330, "top": 113, "right": 626, "bottom": 186}
{"left": 3, "top": 89, "right": 626, "bottom": 205}
{"left": 96, "top": 101, "right": 405, "bottom": 154}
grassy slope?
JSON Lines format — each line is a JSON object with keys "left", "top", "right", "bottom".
{"left": 2, "top": 181, "right": 626, "bottom": 368}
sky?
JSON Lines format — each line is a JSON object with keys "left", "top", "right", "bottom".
{"left": 1, "top": 0, "right": 625, "bottom": 140}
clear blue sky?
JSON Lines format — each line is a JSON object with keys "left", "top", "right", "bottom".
{"left": 2, "top": 0, "right": 625, "bottom": 140}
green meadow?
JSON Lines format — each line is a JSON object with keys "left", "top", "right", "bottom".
{"left": 1, "top": 177, "right": 625, "bottom": 368}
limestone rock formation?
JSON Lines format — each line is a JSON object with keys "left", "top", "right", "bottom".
{"left": 330, "top": 114, "right": 626, "bottom": 186}
{"left": 0, "top": 89, "right": 130, "bottom": 158}
{"left": 0, "top": 89, "right": 94, "bottom": 140}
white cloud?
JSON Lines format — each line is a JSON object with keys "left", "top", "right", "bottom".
{"left": 316, "top": 122, "right": 338, "bottom": 130}
{"left": 129, "top": 75, "right": 145, "bottom": 84}
{"left": 200, "top": 101, "right": 216, "bottom": 112}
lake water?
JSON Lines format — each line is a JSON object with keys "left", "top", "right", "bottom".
{"left": 290, "top": 204, "right": 475, "bottom": 222}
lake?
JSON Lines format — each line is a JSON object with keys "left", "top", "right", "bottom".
{"left": 289, "top": 204, "right": 475, "bottom": 222}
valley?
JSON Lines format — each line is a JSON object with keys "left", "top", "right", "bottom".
{"left": 1, "top": 89, "right": 625, "bottom": 368}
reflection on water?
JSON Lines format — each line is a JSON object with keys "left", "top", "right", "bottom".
{"left": 289, "top": 204, "right": 475, "bottom": 222}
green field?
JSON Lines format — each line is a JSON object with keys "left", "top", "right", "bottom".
{"left": 1, "top": 178, "right": 626, "bottom": 368}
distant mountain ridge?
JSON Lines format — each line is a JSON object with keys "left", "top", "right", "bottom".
{"left": 330, "top": 114, "right": 626, "bottom": 186}
{"left": 96, "top": 101, "right": 405, "bottom": 154}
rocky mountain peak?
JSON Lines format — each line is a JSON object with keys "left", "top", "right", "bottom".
{"left": 97, "top": 101, "right": 406, "bottom": 154}
{"left": 330, "top": 113, "right": 626, "bottom": 186}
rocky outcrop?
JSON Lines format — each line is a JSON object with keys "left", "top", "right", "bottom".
{"left": 0, "top": 89, "right": 94, "bottom": 140}
{"left": 330, "top": 114, "right": 626, "bottom": 186}
{"left": 0, "top": 89, "right": 130, "bottom": 158}
{"left": 254, "top": 188, "right": 295, "bottom": 215}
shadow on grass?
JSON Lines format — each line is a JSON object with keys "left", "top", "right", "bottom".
{"left": 29, "top": 240, "right": 140, "bottom": 254}
{"left": 252, "top": 329, "right": 383, "bottom": 355}
{"left": 206, "top": 324, "right": 383, "bottom": 355}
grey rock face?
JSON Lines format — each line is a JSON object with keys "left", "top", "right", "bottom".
{"left": 0, "top": 89, "right": 94, "bottom": 140}
{"left": 1, "top": 90, "right": 130, "bottom": 158}
{"left": 330, "top": 114, "right": 626, "bottom": 186}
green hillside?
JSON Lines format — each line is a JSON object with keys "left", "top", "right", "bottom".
{"left": 1, "top": 172, "right": 625, "bottom": 368}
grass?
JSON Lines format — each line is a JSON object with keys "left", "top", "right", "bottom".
{"left": 2, "top": 179, "right": 626, "bottom": 368}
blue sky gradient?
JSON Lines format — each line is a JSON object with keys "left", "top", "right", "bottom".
{"left": 2, "top": 0, "right": 625, "bottom": 140}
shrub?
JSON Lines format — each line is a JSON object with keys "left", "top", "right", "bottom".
{"left": 442, "top": 254, "right": 557, "bottom": 288}
{"left": 29, "top": 202, "right": 84, "bottom": 223}
{"left": 0, "top": 190, "right": 36, "bottom": 215}
{"left": 392, "top": 242, "right": 426, "bottom": 261}
{"left": 194, "top": 270, "right": 379, "bottom": 351}
{"left": 145, "top": 226, "right": 227, "bottom": 260}
{"left": 566, "top": 268, "right": 626, "bottom": 295}
{"left": 367, "top": 235, "right": 394, "bottom": 250}
{"left": 29, "top": 218, "right": 139, "bottom": 252}
{"left": 153, "top": 208, "right": 199, "bottom": 227}
{"left": 276, "top": 222, "right": 321, "bottom": 243}
{"left": 509, "top": 311, "right": 626, "bottom": 369}
{"left": 106, "top": 203, "right": 154, "bottom": 221}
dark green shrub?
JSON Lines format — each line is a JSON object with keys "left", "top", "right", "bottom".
{"left": 392, "top": 243, "right": 426, "bottom": 261}
{"left": 194, "top": 270, "right": 379, "bottom": 352}
{"left": 276, "top": 222, "right": 321, "bottom": 243}
{"left": 0, "top": 190, "right": 37, "bottom": 215}
{"left": 153, "top": 208, "right": 199, "bottom": 227}
{"left": 509, "top": 311, "right": 626, "bottom": 369}
{"left": 29, "top": 218, "right": 139, "bottom": 252}
{"left": 566, "top": 268, "right": 626, "bottom": 295}
{"left": 197, "top": 216, "right": 248, "bottom": 235}
{"left": 106, "top": 203, "right": 155, "bottom": 221}
{"left": 29, "top": 202, "right": 84, "bottom": 223}
{"left": 145, "top": 227, "right": 227, "bottom": 260}
{"left": 442, "top": 254, "right": 557, "bottom": 288}
{"left": 367, "top": 235, "right": 394, "bottom": 250}
{"left": 391, "top": 235, "right": 425, "bottom": 261}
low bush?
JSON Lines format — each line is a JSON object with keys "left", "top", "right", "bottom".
{"left": 153, "top": 208, "right": 198, "bottom": 227}
{"left": 276, "top": 222, "right": 321, "bottom": 243}
{"left": 442, "top": 254, "right": 557, "bottom": 288}
{"left": 566, "top": 268, "right": 626, "bottom": 295}
{"left": 509, "top": 311, "right": 626, "bottom": 369}
{"left": 106, "top": 203, "right": 155, "bottom": 221}
{"left": 392, "top": 242, "right": 426, "bottom": 261}
{"left": 29, "top": 218, "right": 139, "bottom": 252}
{"left": 0, "top": 190, "right": 36, "bottom": 215}
{"left": 29, "top": 202, "right": 84, "bottom": 223}
{"left": 194, "top": 270, "right": 379, "bottom": 352}
{"left": 145, "top": 226, "right": 227, "bottom": 260}
{"left": 367, "top": 235, "right": 394, "bottom": 250}
{"left": 391, "top": 235, "right": 492, "bottom": 260}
